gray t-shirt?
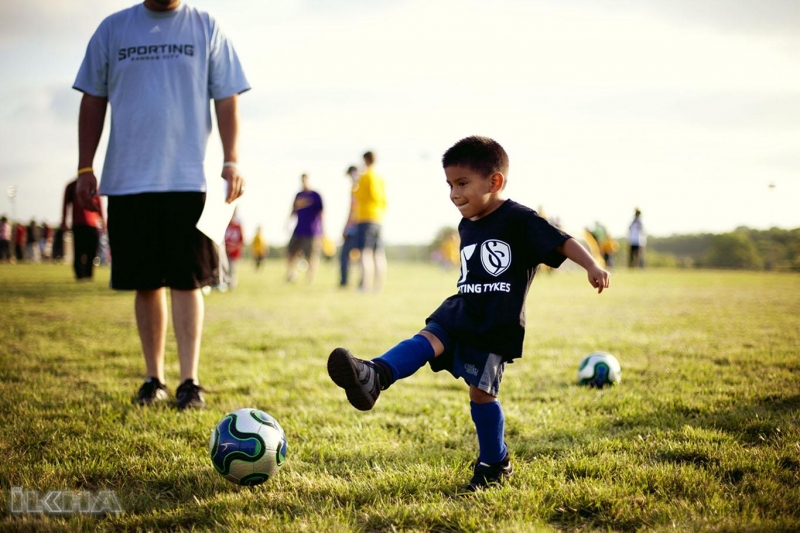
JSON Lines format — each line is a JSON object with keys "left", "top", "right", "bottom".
{"left": 74, "top": 3, "right": 250, "bottom": 195}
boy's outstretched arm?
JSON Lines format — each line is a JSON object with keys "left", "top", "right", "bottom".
{"left": 557, "top": 238, "right": 610, "bottom": 293}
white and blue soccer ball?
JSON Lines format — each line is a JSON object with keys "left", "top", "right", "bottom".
{"left": 577, "top": 351, "right": 622, "bottom": 388}
{"left": 209, "top": 408, "right": 288, "bottom": 486}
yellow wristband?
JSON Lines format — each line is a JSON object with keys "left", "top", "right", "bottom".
{"left": 77, "top": 167, "right": 94, "bottom": 175}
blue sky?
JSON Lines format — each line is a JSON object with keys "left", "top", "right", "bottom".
{"left": 1, "top": 0, "right": 799, "bottom": 245}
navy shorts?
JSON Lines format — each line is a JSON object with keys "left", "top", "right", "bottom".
{"left": 423, "top": 321, "right": 505, "bottom": 397}
{"left": 107, "top": 192, "right": 218, "bottom": 291}
{"left": 355, "top": 222, "right": 383, "bottom": 251}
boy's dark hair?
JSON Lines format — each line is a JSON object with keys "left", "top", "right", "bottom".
{"left": 363, "top": 151, "right": 375, "bottom": 166}
{"left": 442, "top": 136, "right": 509, "bottom": 177}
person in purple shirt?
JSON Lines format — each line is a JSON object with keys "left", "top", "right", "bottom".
{"left": 286, "top": 173, "right": 324, "bottom": 283}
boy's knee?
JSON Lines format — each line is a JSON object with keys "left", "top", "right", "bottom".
{"left": 417, "top": 330, "right": 445, "bottom": 357}
{"left": 469, "top": 385, "right": 497, "bottom": 404}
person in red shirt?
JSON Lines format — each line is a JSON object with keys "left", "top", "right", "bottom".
{"left": 13, "top": 223, "right": 26, "bottom": 262}
{"left": 62, "top": 178, "right": 104, "bottom": 280}
{"left": 223, "top": 214, "right": 244, "bottom": 290}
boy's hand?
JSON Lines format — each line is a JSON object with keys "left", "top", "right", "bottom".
{"left": 587, "top": 265, "right": 610, "bottom": 294}
{"left": 557, "top": 238, "right": 611, "bottom": 293}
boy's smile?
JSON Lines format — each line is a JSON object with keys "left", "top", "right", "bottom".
{"left": 444, "top": 165, "right": 505, "bottom": 221}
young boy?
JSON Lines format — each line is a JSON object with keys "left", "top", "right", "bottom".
{"left": 327, "top": 136, "right": 610, "bottom": 491}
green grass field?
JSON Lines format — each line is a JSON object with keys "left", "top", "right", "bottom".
{"left": 1, "top": 261, "right": 798, "bottom": 532}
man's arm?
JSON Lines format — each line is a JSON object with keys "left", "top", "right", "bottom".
{"left": 215, "top": 95, "right": 245, "bottom": 203}
{"left": 76, "top": 94, "right": 107, "bottom": 210}
{"left": 557, "top": 237, "right": 610, "bottom": 293}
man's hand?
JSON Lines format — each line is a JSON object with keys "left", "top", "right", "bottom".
{"left": 76, "top": 172, "right": 100, "bottom": 212}
{"left": 222, "top": 165, "right": 245, "bottom": 203}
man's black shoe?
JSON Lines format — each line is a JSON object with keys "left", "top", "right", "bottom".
{"left": 175, "top": 379, "right": 206, "bottom": 410}
{"left": 135, "top": 377, "right": 168, "bottom": 406}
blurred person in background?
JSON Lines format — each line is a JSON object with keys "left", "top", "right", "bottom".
{"left": 628, "top": 208, "right": 646, "bottom": 269}
{"left": 286, "top": 173, "right": 324, "bottom": 283}
{"left": 251, "top": 225, "right": 268, "bottom": 271}
{"left": 354, "top": 151, "right": 387, "bottom": 292}
{"left": 62, "top": 177, "right": 104, "bottom": 280}
{"left": 0, "top": 216, "right": 11, "bottom": 262}
{"left": 339, "top": 165, "right": 360, "bottom": 288}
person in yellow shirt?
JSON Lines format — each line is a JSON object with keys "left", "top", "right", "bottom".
{"left": 354, "top": 151, "right": 387, "bottom": 291}
{"left": 251, "top": 225, "right": 268, "bottom": 271}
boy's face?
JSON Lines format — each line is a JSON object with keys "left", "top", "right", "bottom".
{"left": 444, "top": 165, "right": 504, "bottom": 221}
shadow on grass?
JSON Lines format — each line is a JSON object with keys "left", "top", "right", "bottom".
{"left": 606, "top": 392, "right": 800, "bottom": 446}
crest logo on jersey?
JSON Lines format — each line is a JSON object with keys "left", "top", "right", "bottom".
{"left": 481, "top": 240, "right": 511, "bottom": 277}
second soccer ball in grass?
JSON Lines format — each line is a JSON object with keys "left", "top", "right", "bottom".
{"left": 577, "top": 351, "right": 622, "bottom": 388}
{"left": 208, "top": 408, "right": 288, "bottom": 486}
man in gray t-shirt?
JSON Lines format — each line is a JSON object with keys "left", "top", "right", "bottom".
{"left": 73, "top": 0, "right": 250, "bottom": 410}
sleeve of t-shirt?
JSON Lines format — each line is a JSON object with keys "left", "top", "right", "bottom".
{"left": 73, "top": 21, "right": 109, "bottom": 97}
{"left": 526, "top": 212, "right": 570, "bottom": 268}
{"left": 207, "top": 16, "right": 251, "bottom": 100}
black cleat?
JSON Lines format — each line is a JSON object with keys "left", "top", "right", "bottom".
{"left": 465, "top": 453, "right": 513, "bottom": 492}
{"left": 135, "top": 377, "right": 169, "bottom": 406}
{"left": 175, "top": 379, "right": 206, "bottom": 410}
{"left": 327, "top": 348, "right": 381, "bottom": 411}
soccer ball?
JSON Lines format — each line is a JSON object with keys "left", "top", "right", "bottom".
{"left": 208, "top": 408, "right": 288, "bottom": 486}
{"left": 577, "top": 351, "right": 621, "bottom": 388}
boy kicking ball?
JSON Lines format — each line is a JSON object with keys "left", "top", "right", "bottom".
{"left": 328, "top": 136, "right": 610, "bottom": 491}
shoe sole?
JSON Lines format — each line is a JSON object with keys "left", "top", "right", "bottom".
{"left": 327, "top": 348, "right": 376, "bottom": 411}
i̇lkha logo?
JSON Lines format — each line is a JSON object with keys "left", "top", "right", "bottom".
{"left": 481, "top": 240, "right": 511, "bottom": 277}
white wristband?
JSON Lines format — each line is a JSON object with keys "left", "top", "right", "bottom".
{"left": 223, "top": 161, "right": 238, "bottom": 168}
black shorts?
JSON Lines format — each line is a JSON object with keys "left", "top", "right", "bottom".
{"left": 107, "top": 192, "right": 218, "bottom": 291}
{"left": 288, "top": 234, "right": 321, "bottom": 259}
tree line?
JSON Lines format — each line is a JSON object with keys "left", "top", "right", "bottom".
{"left": 385, "top": 226, "right": 800, "bottom": 272}
{"left": 641, "top": 227, "right": 800, "bottom": 271}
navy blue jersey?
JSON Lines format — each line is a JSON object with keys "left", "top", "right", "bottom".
{"left": 427, "top": 200, "right": 570, "bottom": 361}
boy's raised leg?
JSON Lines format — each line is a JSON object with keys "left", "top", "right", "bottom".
{"left": 327, "top": 333, "right": 437, "bottom": 411}
{"left": 327, "top": 348, "right": 386, "bottom": 411}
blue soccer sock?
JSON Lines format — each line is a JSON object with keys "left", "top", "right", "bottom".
{"left": 373, "top": 334, "right": 435, "bottom": 386}
{"left": 471, "top": 401, "right": 508, "bottom": 464}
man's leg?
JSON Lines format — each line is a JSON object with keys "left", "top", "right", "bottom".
{"left": 373, "top": 247, "right": 387, "bottom": 292}
{"left": 359, "top": 247, "right": 374, "bottom": 291}
{"left": 339, "top": 235, "right": 352, "bottom": 286}
{"left": 85, "top": 228, "right": 99, "bottom": 279}
{"left": 135, "top": 288, "right": 168, "bottom": 383}
{"left": 73, "top": 228, "right": 86, "bottom": 279}
{"left": 171, "top": 288, "right": 204, "bottom": 384}
{"left": 307, "top": 239, "right": 321, "bottom": 283}
{"left": 227, "top": 258, "right": 238, "bottom": 290}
